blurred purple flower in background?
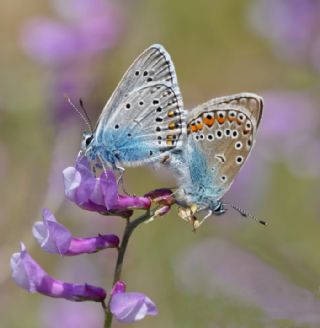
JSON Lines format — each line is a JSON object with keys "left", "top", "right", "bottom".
{"left": 175, "top": 238, "right": 320, "bottom": 326}
{"left": 32, "top": 208, "right": 119, "bottom": 255}
{"left": 227, "top": 90, "right": 320, "bottom": 208}
{"left": 41, "top": 301, "right": 104, "bottom": 328}
{"left": 110, "top": 281, "right": 158, "bottom": 323}
{"left": 20, "top": 0, "right": 124, "bottom": 123}
{"left": 258, "top": 91, "right": 320, "bottom": 177}
{"left": 11, "top": 243, "right": 106, "bottom": 302}
{"left": 247, "top": 0, "right": 320, "bottom": 71}
{"left": 21, "top": 0, "right": 122, "bottom": 65}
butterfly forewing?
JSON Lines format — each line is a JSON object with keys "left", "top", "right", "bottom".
{"left": 106, "top": 83, "right": 185, "bottom": 165}
{"left": 96, "top": 44, "right": 180, "bottom": 130}
{"left": 188, "top": 98, "right": 262, "bottom": 198}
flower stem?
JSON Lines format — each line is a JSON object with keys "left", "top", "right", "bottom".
{"left": 104, "top": 210, "right": 152, "bottom": 328}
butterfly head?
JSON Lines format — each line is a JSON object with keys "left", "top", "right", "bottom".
{"left": 81, "top": 131, "right": 95, "bottom": 156}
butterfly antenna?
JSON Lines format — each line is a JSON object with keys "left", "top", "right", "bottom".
{"left": 79, "top": 98, "right": 94, "bottom": 133}
{"left": 225, "top": 203, "right": 267, "bottom": 226}
{"left": 64, "top": 94, "right": 93, "bottom": 133}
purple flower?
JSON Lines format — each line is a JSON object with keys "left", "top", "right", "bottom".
{"left": 110, "top": 281, "right": 158, "bottom": 323}
{"left": 10, "top": 243, "right": 106, "bottom": 302}
{"left": 63, "top": 156, "right": 153, "bottom": 217}
{"left": 32, "top": 208, "right": 119, "bottom": 255}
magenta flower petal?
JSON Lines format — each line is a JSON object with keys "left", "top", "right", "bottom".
{"left": 11, "top": 243, "right": 106, "bottom": 302}
{"left": 111, "top": 281, "right": 126, "bottom": 295}
{"left": 110, "top": 282, "right": 157, "bottom": 323}
{"left": 32, "top": 208, "right": 119, "bottom": 255}
{"left": 66, "top": 234, "right": 119, "bottom": 255}
{"left": 98, "top": 170, "right": 151, "bottom": 210}
{"left": 144, "top": 188, "right": 176, "bottom": 206}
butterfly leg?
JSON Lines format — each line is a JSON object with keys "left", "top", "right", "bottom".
{"left": 194, "top": 210, "right": 213, "bottom": 229}
{"left": 115, "top": 165, "right": 131, "bottom": 195}
{"left": 97, "top": 155, "right": 109, "bottom": 176}
{"left": 178, "top": 204, "right": 203, "bottom": 231}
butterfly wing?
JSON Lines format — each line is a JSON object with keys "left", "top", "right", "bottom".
{"left": 96, "top": 44, "right": 181, "bottom": 129}
{"left": 187, "top": 93, "right": 263, "bottom": 200}
{"left": 103, "top": 82, "right": 185, "bottom": 166}
{"left": 189, "top": 93, "right": 263, "bottom": 128}
{"left": 94, "top": 44, "right": 186, "bottom": 166}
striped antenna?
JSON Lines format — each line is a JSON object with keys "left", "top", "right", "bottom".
{"left": 225, "top": 203, "right": 267, "bottom": 226}
{"left": 64, "top": 94, "right": 93, "bottom": 133}
{"left": 79, "top": 98, "right": 93, "bottom": 133}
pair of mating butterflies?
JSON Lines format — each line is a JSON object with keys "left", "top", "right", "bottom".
{"left": 81, "top": 44, "right": 264, "bottom": 227}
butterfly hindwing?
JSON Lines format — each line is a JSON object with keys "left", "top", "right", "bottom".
{"left": 187, "top": 93, "right": 263, "bottom": 199}
{"left": 189, "top": 93, "right": 263, "bottom": 128}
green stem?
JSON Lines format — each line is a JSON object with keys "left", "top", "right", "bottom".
{"left": 104, "top": 210, "right": 152, "bottom": 328}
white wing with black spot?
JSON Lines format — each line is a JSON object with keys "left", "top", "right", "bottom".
{"left": 96, "top": 44, "right": 183, "bottom": 134}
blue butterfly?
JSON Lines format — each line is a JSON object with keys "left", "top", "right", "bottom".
{"left": 80, "top": 44, "right": 186, "bottom": 172}
{"left": 165, "top": 93, "right": 264, "bottom": 228}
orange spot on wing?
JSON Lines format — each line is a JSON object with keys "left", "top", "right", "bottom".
{"left": 217, "top": 117, "right": 225, "bottom": 124}
{"left": 166, "top": 138, "right": 174, "bottom": 146}
{"left": 196, "top": 120, "right": 203, "bottom": 130}
{"left": 203, "top": 116, "right": 214, "bottom": 127}
{"left": 168, "top": 111, "right": 175, "bottom": 118}
{"left": 168, "top": 122, "right": 176, "bottom": 130}
{"left": 191, "top": 123, "right": 198, "bottom": 133}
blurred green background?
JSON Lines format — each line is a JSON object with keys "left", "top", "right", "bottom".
{"left": 1, "top": 0, "right": 320, "bottom": 327}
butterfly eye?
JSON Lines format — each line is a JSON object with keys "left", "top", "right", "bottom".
{"left": 85, "top": 135, "right": 94, "bottom": 147}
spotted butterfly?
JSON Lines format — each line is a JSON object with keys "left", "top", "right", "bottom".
{"left": 81, "top": 44, "right": 186, "bottom": 171}
{"left": 166, "top": 93, "right": 263, "bottom": 227}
